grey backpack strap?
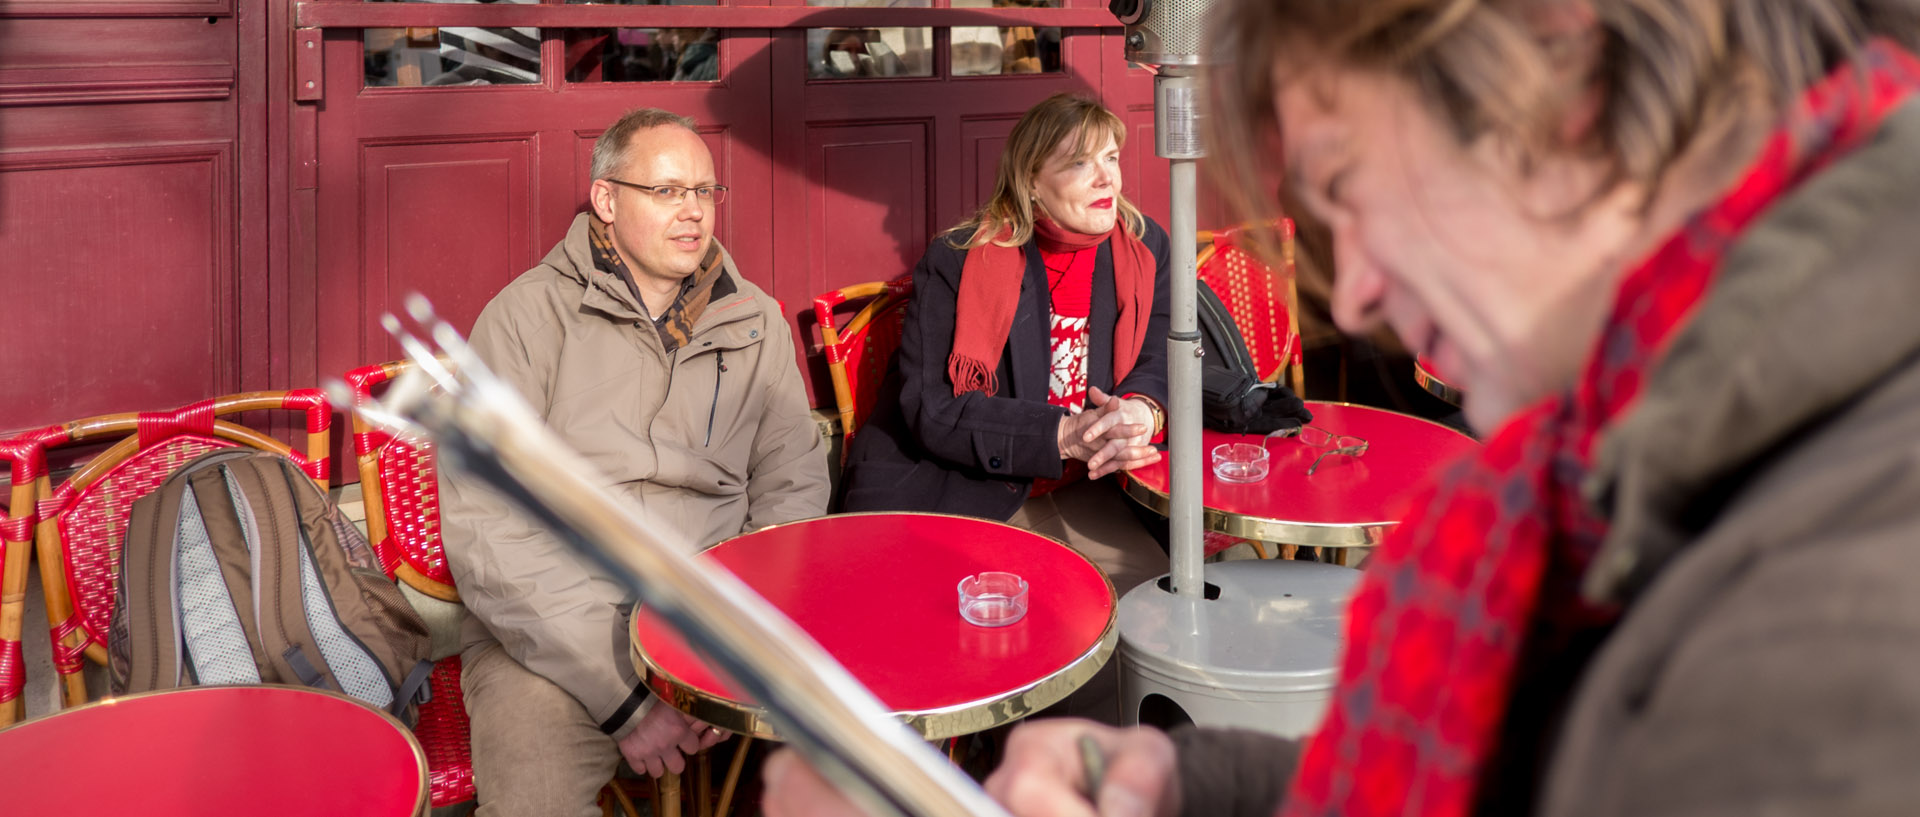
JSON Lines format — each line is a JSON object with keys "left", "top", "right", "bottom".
{"left": 115, "top": 459, "right": 191, "bottom": 693}
{"left": 118, "top": 447, "right": 260, "bottom": 694}
{"left": 229, "top": 455, "right": 396, "bottom": 709}
{"left": 174, "top": 475, "right": 263, "bottom": 687}
{"left": 391, "top": 659, "right": 435, "bottom": 719}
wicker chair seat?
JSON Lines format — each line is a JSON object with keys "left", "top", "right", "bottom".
{"left": 416, "top": 654, "right": 476, "bottom": 805}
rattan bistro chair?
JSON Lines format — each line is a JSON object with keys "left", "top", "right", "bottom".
{"left": 29, "top": 390, "right": 331, "bottom": 709}
{"left": 343, "top": 360, "right": 459, "bottom": 602}
{"left": 342, "top": 360, "right": 480, "bottom": 809}
{"left": 0, "top": 436, "right": 48, "bottom": 726}
{"left": 1197, "top": 218, "right": 1303, "bottom": 394}
{"left": 813, "top": 275, "right": 913, "bottom": 455}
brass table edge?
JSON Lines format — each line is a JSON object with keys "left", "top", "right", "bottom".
{"left": 0, "top": 684, "right": 431, "bottom": 816}
{"left": 1119, "top": 473, "right": 1396, "bottom": 547}
{"left": 1413, "top": 362, "right": 1465, "bottom": 407}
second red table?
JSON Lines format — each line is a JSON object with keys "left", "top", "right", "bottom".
{"left": 631, "top": 512, "right": 1118, "bottom": 740}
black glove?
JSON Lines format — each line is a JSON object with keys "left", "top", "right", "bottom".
{"left": 1243, "top": 384, "right": 1312, "bottom": 434}
{"left": 1202, "top": 367, "right": 1314, "bottom": 434}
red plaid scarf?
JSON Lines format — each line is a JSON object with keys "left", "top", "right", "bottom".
{"left": 1283, "top": 41, "right": 1920, "bottom": 817}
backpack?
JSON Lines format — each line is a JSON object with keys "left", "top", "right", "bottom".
{"left": 1197, "top": 280, "right": 1314, "bottom": 434}
{"left": 109, "top": 448, "right": 435, "bottom": 724}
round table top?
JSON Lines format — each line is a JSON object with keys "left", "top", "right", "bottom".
{"left": 631, "top": 512, "right": 1118, "bottom": 741}
{"left": 0, "top": 685, "right": 428, "bottom": 816}
{"left": 1414, "top": 355, "right": 1464, "bottom": 406}
{"left": 1124, "top": 402, "right": 1479, "bottom": 546}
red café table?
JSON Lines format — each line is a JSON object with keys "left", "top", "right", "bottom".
{"left": 1414, "top": 355, "right": 1465, "bottom": 406}
{"left": 1123, "top": 402, "right": 1479, "bottom": 555}
{"left": 0, "top": 685, "right": 428, "bottom": 816}
{"left": 630, "top": 512, "right": 1118, "bottom": 741}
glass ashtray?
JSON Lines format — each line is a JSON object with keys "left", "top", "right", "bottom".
{"left": 1212, "top": 443, "right": 1271, "bottom": 483}
{"left": 958, "top": 572, "right": 1029, "bottom": 627}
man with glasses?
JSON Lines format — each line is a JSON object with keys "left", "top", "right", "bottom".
{"left": 439, "top": 107, "right": 830, "bottom": 816}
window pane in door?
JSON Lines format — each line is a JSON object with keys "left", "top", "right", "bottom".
{"left": 365, "top": 26, "right": 542, "bottom": 87}
{"left": 950, "top": 0, "right": 1061, "bottom": 76}
{"left": 805, "top": 0, "right": 931, "bottom": 79}
{"left": 565, "top": 29, "right": 723, "bottom": 82}
{"left": 805, "top": 27, "right": 934, "bottom": 78}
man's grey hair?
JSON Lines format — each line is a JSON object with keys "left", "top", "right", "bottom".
{"left": 591, "top": 108, "right": 700, "bottom": 181}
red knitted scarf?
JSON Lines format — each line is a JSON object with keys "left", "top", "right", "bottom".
{"left": 1283, "top": 41, "right": 1920, "bottom": 817}
{"left": 947, "top": 216, "right": 1154, "bottom": 397}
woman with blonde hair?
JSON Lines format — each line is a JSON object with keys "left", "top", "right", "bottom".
{"left": 772, "top": 0, "right": 1920, "bottom": 814}
{"left": 842, "top": 92, "right": 1174, "bottom": 631}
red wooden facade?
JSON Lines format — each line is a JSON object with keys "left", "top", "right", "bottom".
{"left": 1, "top": 0, "right": 1180, "bottom": 443}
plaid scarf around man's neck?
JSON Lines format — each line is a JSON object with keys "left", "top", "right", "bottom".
{"left": 587, "top": 217, "right": 730, "bottom": 355}
{"left": 1281, "top": 40, "right": 1920, "bottom": 817}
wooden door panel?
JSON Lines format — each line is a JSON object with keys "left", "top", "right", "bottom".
{"left": 0, "top": 0, "right": 230, "bottom": 18}
{"left": 348, "top": 138, "right": 537, "bottom": 371}
{"left": 957, "top": 115, "right": 1017, "bottom": 218}
{"left": 1122, "top": 104, "right": 1168, "bottom": 227}
{"left": 805, "top": 120, "right": 930, "bottom": 300}
{"left": 0, "top": 143, "right": 235, "bottom": 427}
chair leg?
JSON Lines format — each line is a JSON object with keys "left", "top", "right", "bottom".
{"left": 715, "top": 737, "right": 753, "bottom": 817}
{"left": 661, "top": 771, "right": 682, "bottom": 817}
{"left": 608, "top": 780, "right": 641, "bottom": 817}
{"left": 1249, "top": 540, "right": 1270, "bottom": 560}
{"left": 697, "top": 750, "right": 713, "bottom": 817}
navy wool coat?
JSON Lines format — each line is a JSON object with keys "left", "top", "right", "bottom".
{"left": 842, "top": 217, "right": 1173, "bottom": 520}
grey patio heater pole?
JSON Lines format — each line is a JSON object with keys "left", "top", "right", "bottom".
{"left": 1155, "top": 67, "right": 1205, "bottom": 598}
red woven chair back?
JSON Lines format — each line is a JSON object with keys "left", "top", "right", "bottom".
{"left": 342, "top": 361, "right": 458, "bottom": 602}
{"left": 0, "top": 437, "right": 48, "bottom": 726}
{"left": 1197, "top": 219, "right": 1301, "bottom": 389}
{"left": 31, "top": 391, "right": 330, "bottom": 709}
{"left": 813, "top": 276, "right": 913, "bottom": 452}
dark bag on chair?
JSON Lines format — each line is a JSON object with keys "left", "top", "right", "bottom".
{"left": 109, "top": 448, "right": 434, "bottom": 724}
{"left": 1198, "top": 280, "right": 1313, "bottom": 434}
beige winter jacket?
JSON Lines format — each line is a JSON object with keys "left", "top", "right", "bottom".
{"left": 438, "top": 212, "right": 830, "bottom": 738}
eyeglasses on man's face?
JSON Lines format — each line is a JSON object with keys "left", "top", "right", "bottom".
{"left": 1266, "top": 424, "right": 1369, "bottom": 475}
{"left": 605, "top": 179, "right": 729, "bottom": 207}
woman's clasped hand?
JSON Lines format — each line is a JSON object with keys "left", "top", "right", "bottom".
{"left": 1057, "top": 387, "right": 1163, "bottom": 478}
